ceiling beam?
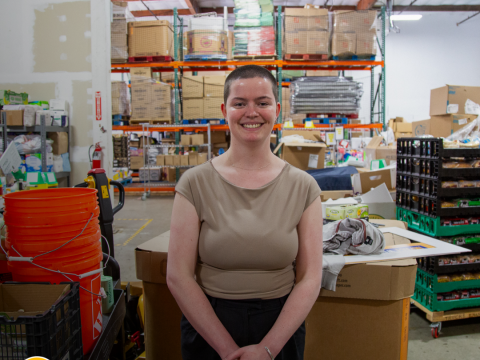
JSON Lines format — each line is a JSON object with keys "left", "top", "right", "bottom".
{"left": 357, "top": 0, "right": 377, "bottom": 11}
{"left": 184, "top": 0, "right": 199, "bottom": 15}
{"left": 390, "top": 5, "right": 480, "bottom": 12}
{"left": 131, "top": 9, "right": 192, "bottom": 17}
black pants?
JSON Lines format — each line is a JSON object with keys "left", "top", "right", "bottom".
{"left": 181, "top": 294, "right": 305, "bottom": 360}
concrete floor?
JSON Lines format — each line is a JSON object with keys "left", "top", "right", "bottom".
{"left": 114, "top": 195, "right": 480, "bottom": 360}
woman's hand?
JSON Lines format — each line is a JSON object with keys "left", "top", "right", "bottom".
{"left": 224, "top": 345, "right": 271, "bottom": 360}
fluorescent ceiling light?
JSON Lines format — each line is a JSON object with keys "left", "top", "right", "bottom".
{"left": 391, "top": 14, "right": 422, "bottom": 21}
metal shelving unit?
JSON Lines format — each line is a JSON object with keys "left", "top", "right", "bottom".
{"left": 0, "top": 113, "right": 71, "bottom": 185}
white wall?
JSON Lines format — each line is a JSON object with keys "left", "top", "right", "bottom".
{"left": 0, "top": 0, "right": 112, "bottom": 185}
{"left": 348, "top": 11, "right": 480, "bottom": 124}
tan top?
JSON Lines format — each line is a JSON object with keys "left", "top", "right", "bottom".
{"left": 175, "top": 160, "right": 321, "bottom": 300}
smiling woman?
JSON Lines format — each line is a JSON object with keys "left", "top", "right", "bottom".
{"left": 167, "top": 65, "right": 323, "bottom": 360}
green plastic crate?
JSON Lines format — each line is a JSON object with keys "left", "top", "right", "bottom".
{"left": 413, "top": 286, "right": 480, "bottom": 312}
{"left": 416, "top": 268, "right": 480, "bottom": 293}
{"left": 396, "top": 207, "right": 480, "bottom": 237}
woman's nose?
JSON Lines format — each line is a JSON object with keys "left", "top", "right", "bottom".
{"left": 244, "top": 103, "right": 259, "bottom": 117}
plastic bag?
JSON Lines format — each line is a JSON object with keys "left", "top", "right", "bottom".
{"left": 446, "top": 118, "right": 480, "bottom": 142}
{"left": 147, "top": 148, "right": 159, "bottom": 166}
{"left": 13, "top": 134, "right": 53, "bottom": 154}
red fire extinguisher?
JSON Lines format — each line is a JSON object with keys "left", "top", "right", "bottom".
{"left": 91, "top": 143, "right": 102, "bottom": 169}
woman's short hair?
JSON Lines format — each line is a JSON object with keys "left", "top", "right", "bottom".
{"left": 224, "top": 65, "right": 278, "bottom": 105}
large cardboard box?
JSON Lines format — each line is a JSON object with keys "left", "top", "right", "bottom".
{"left": 365, "top": 136, "right": 396, "bottom": 165}
{"left": 306, "top": 70, "right": 339, "bottom": 77}
{"left": 285, "top": 32, "right": 308, "bottom": 55}
{"left": 130, "top": 156, "right": 144, "bottom": 169}
{"left": 352, "top": 167, "right": 396, "bottom": 194}
{"left": 128, "top": 21, "right": 174, "bottom": 57}
{"left": 333, "top": 10, "right": 377, "bottom": 33}
{"left": 1, "top": 110, "right": 24, "bottom": 126}
{"left": 274, "top": 142, "right": 326, "bottom": 171}
{"left": 430, "top": 85, "right": 480, "bottom": 116}
{"left": 331, "top": 33, "right": 356, "bottom": 56}
{"left": 203, "top": 98, "right": 224, "bottom": 119}
{"left": 411, "top": 119, "right": 430, "bottom": 137}
{"left": 49, "top": 132, "right": 68, "bottom": 155}
{"left": 183, "top": 99, "right": 204, "bottom": 120}
{"left": 131, "top": 82, "right": 172, "bottom": 121}
{"left": 204, "top": 76, "right": 226, "bottom": 98}
{"left": 186, "top": 30, "right": 228, "bottom": 56}
{"left": 396, "top": 122, "right": 412, "bottom": 133}
{"left": 130, "top": 67, "right": 152, "bottom": 84}
{"left": 191, "top": 134, "right": 204, "bottom": 146}
{"left": 182, "top": 76, "right": 204, "bottom": 98}
{"left": 307, "top": 31, "right": 329, "bottom": 55}
{"left": 356, "top": 31, "right": 376, "bottom": 55}
{"left": 135, "top": 219, "right": 417, "bottom": 360}
{"left": 284, "top": 8, "right": 328, "bottom": 32}
{"left": 429, "top": 114, "right": 478, "bottom": 138}
{"left": 203, "top": 131, "right": 227, "bottom": 144}
{"left": 387, "top": 117, "right": 403, "bottom": 132}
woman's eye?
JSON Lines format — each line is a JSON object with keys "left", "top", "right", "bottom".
{"left": 234, "top": 103, "right": 244, "bottom": 107}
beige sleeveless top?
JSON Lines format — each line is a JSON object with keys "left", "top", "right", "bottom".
{"left": 175, "top": 160, "right": 321, "bottom": 300}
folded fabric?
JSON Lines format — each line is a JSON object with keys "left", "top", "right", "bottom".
{"left": 321, "top": 254, "right": 345, "bottom": 291}
{"left": 323, "top": 218, "right": 385, "bottom": 256}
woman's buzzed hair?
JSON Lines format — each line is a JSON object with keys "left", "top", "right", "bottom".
{"left": 224, "top": 65, "right": 278, "bottom": 105}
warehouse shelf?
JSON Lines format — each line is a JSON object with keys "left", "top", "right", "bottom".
{"left": 416, "top": 268, "right": 480, "bottom": 294}
{"left": 289, "top": 123, "right": 383, "bottom": 130}
{"left": 147, "top": 144, "right": 209, "bottom": 148}
{"left": 112, "top": 124, "right": 282, "bottom": 132}
{"left": 6, "top": 125, "right": 69, "bottom": 133}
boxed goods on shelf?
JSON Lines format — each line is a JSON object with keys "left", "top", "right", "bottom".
{"left": 430, "top": 85, "right": 480, "bottom": 116}
{"left": 332, "top": 10, "right": 377, "bottom": 58}
{"left": 306, "top": 70, "right": 339, "bottom": 77}
{"left": 183, "top": 99, "right": 204, "bottom": 120}
{"left": 0, "top": 90, "right": 28, "bottom": 106}
{"left": 111, "top": 19, "right": 128, "bottom": 62}
{"left": 204, "top": 76, "right": 225, "bottom": 98}
{"left": 112, "top": 81, "right": 130, "bottom": 116}
{"left": 182, "top": 76, "right": 203, "bottom": 98}
{"left": 49, "top": 132, "right": 68, "bottom": 155}
{"left": 185, "top": 30, "right": 228, "bottom": 58}
{"left": 284, "top": 8, "right": 329, "bottom": 56}
{"left": 128, "top": 21, "right": 174, "bottom": 58}
{"left": 204, "top": 98, "right": 223, "bottom": 118}
{"left": 0, "top": 110, "right": 23, "bottom": 126}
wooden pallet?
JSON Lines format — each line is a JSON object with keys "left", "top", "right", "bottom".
{"left": 284, "top": 54, "right": 328, "bottom": 61}
{"left": 412, "top": 298, "right": 480, "bottom": 322}
{"left": 111, "top": 59, "right": 128, "bottom": 64}
{"left": 233, "top": 55, "right": 276, "bottom": 61}
{"left": 128, "top": 56, "right": 173, "bottom": 63}
{"left": 129, "top": 119, "right": 172, "bottom": 125}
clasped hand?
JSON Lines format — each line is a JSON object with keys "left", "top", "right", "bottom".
{"left": 224, "top": 344, "right": 272, "bottom": 360}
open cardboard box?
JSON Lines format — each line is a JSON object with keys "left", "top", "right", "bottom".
{"left": 365, "top": 136, "right": 396, "bottom": 165}
{"left": 352, "top": 166, "right": 396, "bottom": 194}
{"left": 135, "top": 220, "right": 467, "bottom": 359}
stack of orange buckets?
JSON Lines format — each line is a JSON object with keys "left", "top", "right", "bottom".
{"left": 3, "top": 188, "right": 104, "bottom": 355}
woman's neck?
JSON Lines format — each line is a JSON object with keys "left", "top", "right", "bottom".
{"left": 225, "top": 137, "right": 274, "bottom": 168}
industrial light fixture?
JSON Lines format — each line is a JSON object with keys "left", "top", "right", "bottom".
{"left": 390, "top": 14, "right": 422, "bottom": 21}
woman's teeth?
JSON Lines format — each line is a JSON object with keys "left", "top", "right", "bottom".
{"left": 242, "top": 124, "right": 261, "bottom": 128}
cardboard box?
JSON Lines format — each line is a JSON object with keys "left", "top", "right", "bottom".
{"left": 365, "top": 136, "right": 396, "bottom": 165}
{"left": 395, "top": 122, "right": 412, "bottom": 133}
{"left": 1, "top": 110, "right": 23, "bottom": 126}
{"left": 191, "top": 134, "right": 204, "bottom": 146}
{"left": 411, "top": 119, "right": 430, "bottom": 137}
{"left": 395, "top": 132, "right": 413, "bottom": 140}
{"left": 351, "top": 167, "right": 396, "bottom": 194}
{"left": 285, "top": 8, "right": 309, "bottom": 32}
{"left": 429, "top": 114, "right": 477, "bottom": 138}
{"left": 274, "top": 142, "right": 326, "bottom": 171}
{"left": 204, "top": 131, "right": 227, "bottom": 144}
{"left": 49, "top": 132, "right": 68, "bottom": 155}
{"left": 182, "top": 76, "right": 204, "bottom": 98}
{"left": 307, "top": 8, "right": 329, "bottom": 30}
{"left": 188, "top": 152, "right": 198, "bottom": 166}
{"left": 164, "top": 155, "right": 174, "bottom": 166}
{"left": 320, "top": 190, "right": 353, "bottom": 202}
{"left": 203, "top": 98, "right": 224, "bottom": 119}
{"left": 156, "top": 155, "right": 165, "bottom": 166}
{"left": 307, "top": 31, "right": 329, "bottom": 55}
{"left": 173, "top": 155, "right": 181, "bottom": 166}
{"left": 198, "top": 153, "right": 208, "bottom": 164}
{"left": 331, "top": 33, "right": 356, "bottom": 56}
{"left": 180, "top": 155, "right": 189, "bottom": 166}
{"left": 333, "top": 10, "right": 377, "bottom": 33}
{"left": 430, "top": 85, "right": 480, "bottom": 116}
{"left": 183, "top": 98, "right": 204, "bottom": 120}
{"left": 165, "top": 167, "right": 176, "bottom": 182}
{"left": 186, "top": 30, "right": 228, "bottom": 56}
{"left": 128, "top": 21, "right": 173, "bottom": 57}
{"left": 180, "top": 135, "right": 191, "bottom": 146}
{"left": 387, "top": 117, "right": 403, "bottom": 132}
{"left": 130, "top": 67, "right": 152, "bottom": 83}
{"left": 227, "top": 30, "right": 234, "bottom": 60}
{"left": 285, "top": 31, "right": 308, "bottom": 55}
{"left": 306, "top": 70, "right": 339, "bottom": 77}
{"left": 204, "top": 76, "right": 225, "bottom": 98}
{"left": 130, "top": 156, "right": 144, "bottom": 169}
{"left": 356, "top": 31, "right": 376, "bottom": 55}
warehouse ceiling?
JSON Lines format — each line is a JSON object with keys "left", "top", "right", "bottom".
{"left": 118, "top": 0, "right": 480, "bottom": 21}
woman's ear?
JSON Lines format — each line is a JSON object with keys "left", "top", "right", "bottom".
{"left": 221, "top": 102, "right": 227, "bottom": 121}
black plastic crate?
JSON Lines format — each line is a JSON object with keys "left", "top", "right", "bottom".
{"left": 0, "top": 282, "right": 83, "bottom": 360}
{"left": 418, "top": 256, "right": 480, "bottom": 275}
{"left": 397, "top": 137, "right": 480, "bottom": 159}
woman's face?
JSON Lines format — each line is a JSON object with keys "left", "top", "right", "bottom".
{"left": 222, "top": 77, "right": 280, "bottom": 144}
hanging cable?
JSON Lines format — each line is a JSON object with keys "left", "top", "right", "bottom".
{"left": 457, "top": 11, "right": 479, "bottom": 26}
{"left": 141, "top": 0, "right": 159, "bottom": 20}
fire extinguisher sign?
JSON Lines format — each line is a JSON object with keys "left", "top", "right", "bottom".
{"left": 95, "top": 91, "right": 102, "bottom": 121}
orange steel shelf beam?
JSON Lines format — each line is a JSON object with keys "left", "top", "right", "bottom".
{"left": 112, "top": 124, "right": 282, "bottom": 132}
{"left": 115, "top": 187, "right": 175, "bottom": 193}
{"left": 290, "top": 123, "right": 383, "bottom": 129}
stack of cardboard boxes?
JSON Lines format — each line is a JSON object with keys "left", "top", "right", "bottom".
{"left": 284, "top": 7, "right": 329, "bottom": 56}
{"left": 111, "top": 2, "right": 132, "bottom": 62}
{"left": 182, "top": 76, "right": 225, "bottom": 120}
{"left": 128, "top": 20, "right": 174, "bottom": 59}
{"left": 185, "top": 30, "right": 228, "bottom": 59}
{"left": 130, "top": 68, "right": 172, "bottom": 122}
{"left": 111, "top": 81, "right": 130, "bottom": 116}
{"left": 332, "top": 10, "right": 377, "bottom": 58}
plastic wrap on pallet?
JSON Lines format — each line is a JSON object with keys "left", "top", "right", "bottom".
{"left": 112, "top": 1, "right": 134, "bottom": 21}
{"left": 128, "top": 20, "right": 174, "bottom": 58}
{"left": 233, "top": 26, "right": 275, "bottom": 56}
{"left": 289, "top": 77, "right": 363, "bottom": 114}
{"left": 284, "top": 8, "right": 329, "bottom": 56}
{"left": 331, "top": 33, "right": 356, "bottom": 57}
{"left": 185, "top": 30, "right": 228, "bottom": 57}
{"left": 130, "top": 68, "right": 172, "bottom": 121}
{"left": 111, "top": 19, "right": 128, "bottom": 61}
{"left": 188, "top": 17, "right": 225, "bottom": 31}
{"left": 111, "top": 81, "right": 130, "bottom": 116}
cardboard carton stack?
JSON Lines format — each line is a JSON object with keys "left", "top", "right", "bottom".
{"left": 233, "top": 0, "right": 276, "bottom": 57}
{"left": 111, "top": 3, "right": 131, "bottom": 63}
{"left": 182, "top": 76, "right": 225, "bottom": 120}
{"left": 284, "top": 7, "right": 329, "bottom": 56}
{"left": 111, "top": 81, "right": 130, "bottom": 116}
{"left": 130, "top": 67, "right": 171, "bottom": 122}
{"left": 128, "top": 20, "right": 174, "bottom": 59}
{"left": 184, "top": 30, "right": 228, "bottom": 59}
{"left": 332, "top": 10, "right": 377, "bottom": 58}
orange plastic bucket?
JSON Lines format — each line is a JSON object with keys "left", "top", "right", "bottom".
{"left": 3, "top": 188, "right": 98, "bottom": 208}
{"left": 6, "top": 230, "right": 101, "bottom": 253}
{"left": 4, "top": 206, "right": 100, "bottom": 227}
{"left": 6, "top": 219, "right": 100, "bottom": 237}
{"left": 9, "top": 248, "right": 103, "bottom": 355}
{"left": 5, "top": 198, "right": 98, "bottom": 213}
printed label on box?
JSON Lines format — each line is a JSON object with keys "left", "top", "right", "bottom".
{"left": 308, "top": 154, "right": 319, "bottom": 168}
